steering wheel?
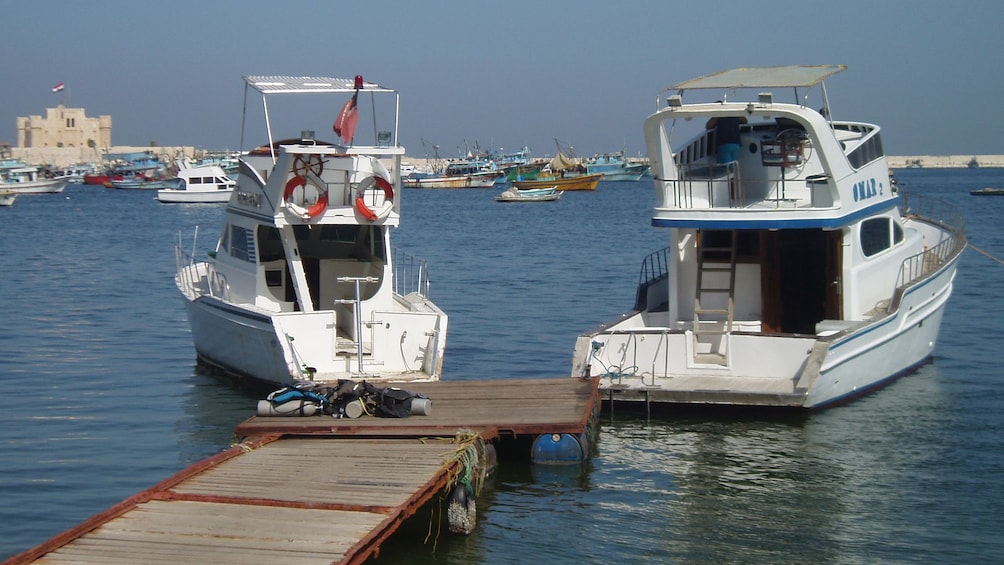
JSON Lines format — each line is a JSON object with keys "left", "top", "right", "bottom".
{"left": 292, "top": 154, "right": 324, "bottom": 178}
{"left": 776, "top": 129, "right": 810, "bottom": 166}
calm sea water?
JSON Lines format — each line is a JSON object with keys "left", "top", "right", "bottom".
{"left": 1, "top": 168, "right": 1003, "bottom": 563}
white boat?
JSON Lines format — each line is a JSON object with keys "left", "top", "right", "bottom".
{"left": 0, "top": 191, "right": 16, "bottom": 206}
{"left": 571, "top": 65, "right": 966, "bottom": 409}
{"left": 157, "top": 162, "right": 235, "bottom": 203}
{"left": 52, "top": 163, "right": 97, "bottom": 183}
{"left": 495, "top": 185, "right": 562, "bottom": 202}
{"left": 0, "top": 164, "right": 68, "bottom": 194}
{"left": 175, "top": 75, "right": 448, "bottom": 389}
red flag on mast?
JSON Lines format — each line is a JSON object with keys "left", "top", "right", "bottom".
{"left": 333, "top": 92, "right": 358, "bottom": 144}
{"left": 52, "top": 82, "right": 65, "bottom": 93}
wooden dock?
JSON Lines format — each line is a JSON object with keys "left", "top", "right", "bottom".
{"left": 5, "top": 377, "right": 599, "bottom": 565}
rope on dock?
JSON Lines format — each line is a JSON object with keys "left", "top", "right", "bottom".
{"left": 425, "top": 431, "right": 493, "bottom": 542}
{"left": 967, "top": 242, "right": 1004, "bottom": 266}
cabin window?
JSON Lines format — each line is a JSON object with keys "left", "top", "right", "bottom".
{"left": 265, "top": 270, "right": 283, "bottom": 287}
{"left": 848, "top": 131, "right": 885, "bottom": 169}
{"left": 284, "top": 224, "right": 386, "bottom": 262}
{"left": 229, "top": 225, "right": 256, "bottom": 263}
{"left": 860, "top": 218, "right": 891, "bottom": 257}
{"left": 257, "top": 226, "right": 285, "bottom": 262}
{"left": 893, "top": 222, "right": 904, "bottom": 244}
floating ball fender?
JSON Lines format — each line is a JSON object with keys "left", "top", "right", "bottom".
{"left": 447, "top": 483, "right": 476, "bottom": 535}
{"left": 354, "top": 173, "right": 394, "bottom": 221}
{"left": 531, "top": 433, "right": 585, "bottom": 465}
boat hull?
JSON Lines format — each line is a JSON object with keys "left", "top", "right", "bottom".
{"left": 0, "top": 179, "right": 68, "bottom": 194}
{"left": 495, "top": 187, "right": 562, "bottom": 202}
{"left": 574, "top": 251, "right": 961, "bottom": 409}
{"left": 184, "top": 295, "right": 294, "bottom": 387}
{"left": 513, "top": 173, "right": 603, "bottom": 191}
{"left": 403, "top": 175, "right": 497, "bottom": 188}
{"left": 157, "top": 188, "right": 233, "bottom": 203}
{"left": 178, "top": 260, "right": 448, "bottom": 388}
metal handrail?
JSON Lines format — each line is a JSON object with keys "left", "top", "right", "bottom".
{"left": 392, "top": 248, "right": 433, "bottom": 299}
{"left": 895, "top": 192, "right": 967, "bottom": 289}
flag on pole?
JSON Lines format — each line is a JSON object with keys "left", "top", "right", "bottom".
{"left": 332, "top": 92, "right": 358, "bottom": 145}
{"left": 52, "top": 82, "right": 65, "bottom": 93}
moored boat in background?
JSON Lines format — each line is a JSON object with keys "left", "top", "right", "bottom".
{"left": 157, "top": 160, "right": 235, "bottom": 203}
{"left": 970, "top": 187, "right": 1004, "bottom": 196}
{"left": 513, "top": 172, "right": 603, "bottom": 191}
{"left": 571, "top": 65, "right": 966, "bottom": 409}
{"left": 0, "top": 162, "right": 67, "bottom": 194}
{"left": 583, "top": 151, "right": 650, "bottom": 181}
{"left": 495, "top": 185, "right": 562, "bottom": 202}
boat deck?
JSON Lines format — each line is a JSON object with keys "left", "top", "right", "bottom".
{"left": 7, "top": 377, "right": 599, "bottom": 565}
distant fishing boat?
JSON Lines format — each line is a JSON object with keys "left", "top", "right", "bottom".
{"left": 970, "top": 187, "right": 1004, "bottom": 196}
{"left": 0, "top": 191, "right": 16, "bottom": 206}
{"left": 403, "top": 159, "right": 501, "bottom": 188}
{"left": 84, "top": 151, "right": 167, "bottom": 186}
{"left": 513, "top": 173, "right": 603, "bottom": 191}
{"left": 583, "top": 152, "right": 650, "bottom": 181}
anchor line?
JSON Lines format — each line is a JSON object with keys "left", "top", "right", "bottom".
{"left": 967, "top": 242, "right": 1004, "bottom": 266}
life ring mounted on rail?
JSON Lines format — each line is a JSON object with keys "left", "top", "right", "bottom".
{"left": 284, "top": 154, "right": 327, "bottom": 219}
{"left": 354, "top": 173, "right": 395, "bottom": 222}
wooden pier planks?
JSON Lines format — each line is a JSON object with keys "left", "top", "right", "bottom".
{"left": 13, "top": 437, "right": 463, "bottom": 565}
{"left": 8, "top": 378, "right": 599, "bottom": 565}
{"left": 236, "top": 377, "right": 600, "bottom": 438}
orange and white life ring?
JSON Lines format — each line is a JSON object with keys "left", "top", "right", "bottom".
{"left": 283, "top": 155, "right": 327, "bottom": 219}
{"left": 284, "top": 174, "right": 328, "bottom": 218}
{"left": 354, "top": 173, "right": 395, "bottom": 221}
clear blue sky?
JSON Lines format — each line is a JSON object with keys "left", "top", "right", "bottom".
{"left": 3, "top": 0, "right": 1001, "bottom": 158}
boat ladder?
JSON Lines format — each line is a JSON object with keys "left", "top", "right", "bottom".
{"left": 334, "top": 276, "right": 378, "bottom": 374}
{"left": 693, "top": 230, "right": 736, "bottom": 364}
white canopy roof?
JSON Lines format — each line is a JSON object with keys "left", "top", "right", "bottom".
{"left": 669, "top": 65, "right": 847, "bottom": 91}
{"left": 243, "top": 75, "right": 395, "bottom": 94}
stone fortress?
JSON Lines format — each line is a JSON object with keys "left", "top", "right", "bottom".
{"left": 5, "top": 104, "right": 194, "bottom": 167}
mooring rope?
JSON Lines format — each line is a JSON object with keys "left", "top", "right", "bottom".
{"left": 967, "top": 242, "right": 1004, "bottom": 266}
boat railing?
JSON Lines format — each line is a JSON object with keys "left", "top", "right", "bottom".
{"left": 393, "top": 248, "right": 433, "bottom": 299}
{"left": 669, "top": 162, "right": 745, "bottom": 208}
{"left": 894, "top": 192, "right": 967, "bottom": 289}
{"left": 634, "top": 247, "right": 670, "bottom": 310}
{"left": 174, "top": 232, "right": 230, "bottom": 301}
{"left": 638, "top": 247, "right": 670, "bottom": 286}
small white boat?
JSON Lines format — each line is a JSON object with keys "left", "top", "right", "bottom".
{"left": 158, "top": 163, "right": 235, "bottom": 203}
{"left": 0, "top": 191, "right": 16, "bottom": 206}
{"left": 0, "top": 164, "right": 68, "bottom": 194}
{"left": 571, "top": 65, "right": 966, "bottom": 409}
{"left": 175, "top": 75, "right": 448, "bottom": 389}
{"left": 495, "top": 185, "right": 562, "bottom": 202}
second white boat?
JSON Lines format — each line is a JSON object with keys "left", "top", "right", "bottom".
{"left": 175, "top": 74, "right": 448, "bottom": 389}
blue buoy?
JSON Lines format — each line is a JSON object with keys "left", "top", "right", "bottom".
{"left": 531, "top": 433, "right": 584, "bottom": 465}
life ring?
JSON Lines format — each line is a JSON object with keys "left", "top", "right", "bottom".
{"left": 284, "top": 174, "right": 328, "bottom": 218}
{"left": 354, "top": 174, "right": 395, "bottom": 221}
